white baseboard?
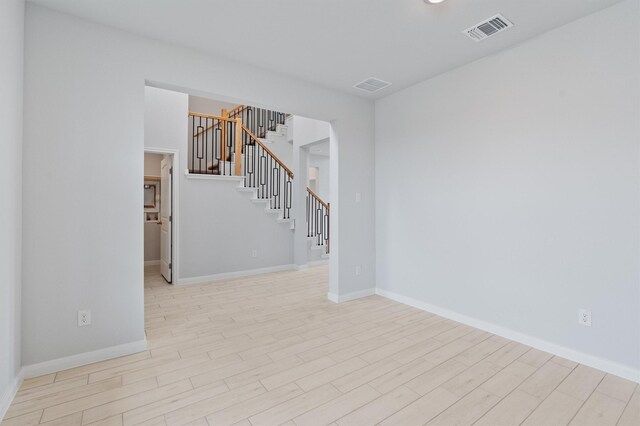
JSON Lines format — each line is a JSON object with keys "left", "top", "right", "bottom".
{"left": 328, "top": 288, "right": 376, "bottom": 303}
{"left": 21, "top": 339, "right": 148, "bottom": 379}
{"left": 177, "top": 264, "right": 296, "bottom": 285}
{"left": 294, "top": 260, "right": 329, "bottom": 272}
{"left": 144, "top": 260, "right": 160, "bottom": 266}
{"left": 0, "top": 369, "right": 24, "bottom": 422}
{"left": 376, "top": 288, "right": 640, "bottom": 383}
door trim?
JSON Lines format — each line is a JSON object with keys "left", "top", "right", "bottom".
{"left": 144, "top": 147, "right": 179, "bottom": 284}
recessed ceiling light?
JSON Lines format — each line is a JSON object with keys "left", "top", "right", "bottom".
{"left": 424, "top": 0, "right": 446, "bottom": 4}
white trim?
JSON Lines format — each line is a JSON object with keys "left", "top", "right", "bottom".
{"left": 177, "top": 264, "right": 296, "bottom": 285}
{"left": 294, "top": 260, "right": 329, "bottom": 271}
{"left": 184, "top": 170, "right": 245, "bottom": 181}
{"left": 21, "top": 339, "right": 148, "bottom": 380}
{"left": 375, "top": 288, "right": 640, "bottom": 383}
{"left": 144, "top": 147, "right": 179, "bottom": 284}
{"left": 144, "top": 260, "right": 160, "bottom": 266}
{"left": 0, "top": 369, "right": 24, "bottom": 422}
{"left": 327, "top": 288, "right": 376, "bottom": 303}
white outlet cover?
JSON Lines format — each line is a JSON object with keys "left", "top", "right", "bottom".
{"left": 252, "top": 250, "right": 258, "bottom": 258}
{"left": 355, "top": 266, "right": 362, "bottom": 276}
{"left": 78, "top": 310, "right": 91, "bottom": 327}
{"left": 578, "top": 309, "right": 592, "bottom": 327}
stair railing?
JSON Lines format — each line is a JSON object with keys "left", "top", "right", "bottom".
{"left": 188, "top": 112, "right": 242, "bottom": 176}
{"left": 241, "top": 126, "right": 293, "bottom": 219}
{"left": 187, "top": 111, "right": 294, "bottom": 221}
{"left": 306, "top": 188, "right": 330, "bottom": 254}
{"left": 228, "top": 105, "right": 288, "bottom": 139}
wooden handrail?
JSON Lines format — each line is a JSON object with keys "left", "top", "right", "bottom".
{"left": 188, "top": 111, "right": 231, "bottom": 121}
{"left": 306, "top": 187, "right": 329, "bottom": 209}
{"left": 227, "top": 104, "right": 248, "bottom": 117}
{"left": 241, "top": 125, "right": 294, "bottom": 177}
{"left": 189, "top": 112, "right": 235, "bottom": 139}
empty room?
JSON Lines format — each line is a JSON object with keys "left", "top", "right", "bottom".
{"left": 1, "top": 0, "right": 638, "bottom": 425}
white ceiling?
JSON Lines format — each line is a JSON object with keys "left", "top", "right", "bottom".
{"left": 29, "top": 0, "right": 624, "bottom": 99}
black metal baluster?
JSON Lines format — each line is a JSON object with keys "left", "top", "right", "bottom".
{"left": 197, "top": 116, "right": 204, "bottom": 173}
{"left": 215, "top": 125, "right": 221, "bottom": 175}
{"left": 285, "top": 175, "right": 292, "bottom": 219}
{"left": 190, "top": 115, "right": 194, "bottom": 173}
{"left": 306, "top": 192, "right": 310, "bottom": 237}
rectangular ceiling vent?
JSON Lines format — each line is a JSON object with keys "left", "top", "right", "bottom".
{"left": 463, "top": 14, "right": 513, "bottom": 42}
{"left": 354, "top": 77, "right": 391, "bottom": 93}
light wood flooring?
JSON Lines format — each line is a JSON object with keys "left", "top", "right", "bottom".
{"left": 2, "top": 265, "right": 639, "bottom": 426}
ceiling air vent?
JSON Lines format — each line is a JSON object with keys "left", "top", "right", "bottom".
{"left": 354, "top": 77, "right": 391, "bottom": 93}
{"left": 463, "top": 14, "right": 513, "bottom": 42}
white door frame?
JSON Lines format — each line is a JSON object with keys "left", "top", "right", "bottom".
{"left": 144, "top": 147, "right": 180, "bottom": 284}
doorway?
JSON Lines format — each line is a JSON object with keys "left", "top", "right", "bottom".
{"left": 144, "top": 149, "right": 177, "bottom": 284}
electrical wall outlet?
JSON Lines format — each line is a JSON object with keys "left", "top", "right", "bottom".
{"left": 578, "top": 309, "right": 591, "bottom": 327}
{"left": 355, "top": 193, "right": 362, "bottom": 203}
{"left": 251, "top": 249, "right": 258, "bottom": 258}
{"left": 355, "top": 265, "right": 362, "bottom": 276}
{"left": 78, "top": 310, "right": 91, "bottom": 327}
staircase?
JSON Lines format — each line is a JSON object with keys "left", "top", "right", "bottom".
{"left": 306, "top": 187, "right": 330, "bottom": 258}
{"left": 188, "top": 106, "right": 330, "bottom": 257}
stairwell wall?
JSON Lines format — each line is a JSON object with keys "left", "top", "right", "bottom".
{"left": 22, "top": 4, "right": 375, "bottom": 366}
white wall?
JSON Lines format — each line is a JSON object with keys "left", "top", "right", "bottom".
{"left": 188, "top": 96, "right": 238, "bottom": 117}
{"left": 263, "top": 133, "right": 293, "bottom": 169}
{"left": 376, "top": 0, "right": 639, "bottom": 379}
{"left": 292, "top": 116, "right": 330, "bottom": 147}
{"left": 145, "top": 87, "right": 294, "bottom": 278}
{"left": 22, "top": 4, "right": 374, "bottom": 366}
{"left": 308, "top": 154, "right": 330, "bottom": 202}
{"left": 0, "top": 0, "right": 24, "bottom": 416}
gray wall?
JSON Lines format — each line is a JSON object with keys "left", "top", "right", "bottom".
{"left": 375, "top": 0, "right": 639, "bottom": 376}
{"left": 188, "top": 96, "right": 238, "bottom": 117}
{"left": 22, "top": 4, "right": 374, "bottom": 366}
{"left": 144, "top": 153, "right": 163, "bottom": 263}
{"left": 0, "top": 0, "right": 25, "bottom": 412}
{"left": 144, "top": 153, "right": 163, "bottom": 176}
{"left": 0, "top": 0, "right": 24, "bottom": 413}
{"left": 144, "top": 222, "right": 161, "bottom": 262}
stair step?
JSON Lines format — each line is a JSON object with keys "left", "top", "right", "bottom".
{"left": 237, "top": 187, "right": 256, "bottom": 193}
{"left": 250, "top": 198, "right": 272, "bottom": 204}
{"left": 264, "top": 209, "right": 281, "bottom": 215}
{"left": 265, "top": 130, "right": 287, "bottom": 143}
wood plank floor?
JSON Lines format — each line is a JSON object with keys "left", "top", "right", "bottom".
{"left": 3, "top": 265, "right": 638, "bottom": 426}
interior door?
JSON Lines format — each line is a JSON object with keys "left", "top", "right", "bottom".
{"left": 160, "top": 157, "right": 172, "bottom": 283}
